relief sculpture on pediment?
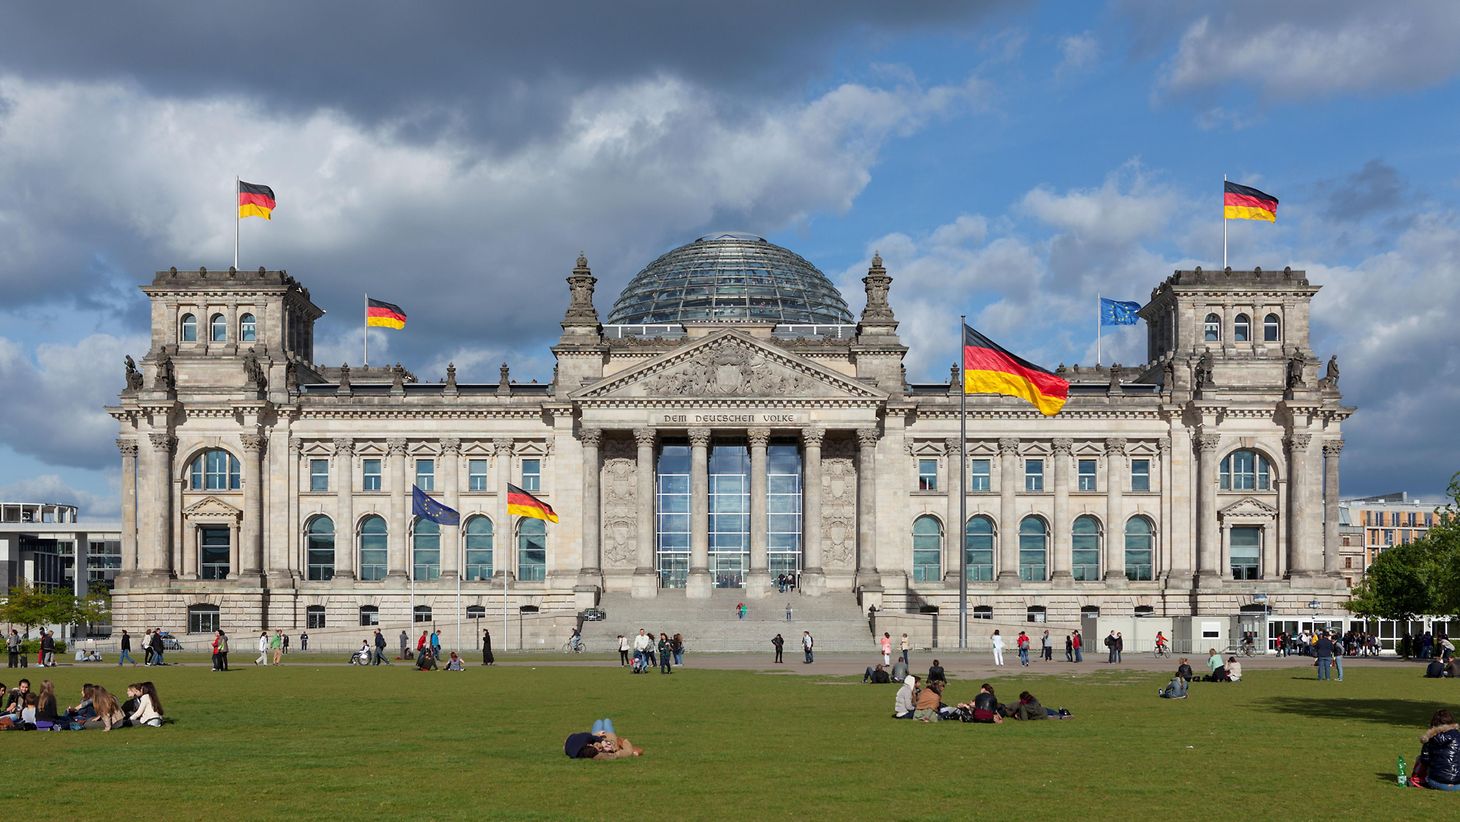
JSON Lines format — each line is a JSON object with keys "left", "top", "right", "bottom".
{"left": 644, "top": 340, "right": 821, "bottom": 397}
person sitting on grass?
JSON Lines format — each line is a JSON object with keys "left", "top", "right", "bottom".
{"left": 1176, "top": 658, "right": 1194, "bottom": 682}
{"left": 863, "top": 663, "right": 891, "bottom": 684}
{"left": 1426, "top": 658, "right": 1447, "bottom": 678}
{"left": 1159, "top": 674, "right": 1188, "bottom": 699}
{"left": 959, "top": 683, "right": 1004, "bottom": 723}
{"left": 914, "top": 679, "right": 943, "bottom": 722}
{"left": 1226, "top": 656, "right": 1243, "bottom": 683}
{"left": 126, "top": 682, "right": 164, "bottom": 727}
{"left": 416, "top": 648, "right": 437, "bottom": 671}
{"left": 34, "top": 679, "right": 63, "bottom": 729}
{"left": 1013, "top": 691, "right": 1072, "bottom": 720}
{"left": 85, "top": 685, "right": 125, "bottom": 731}
{"left": 67, "top": 683, "right": 97, "bottom": 726}
{"left": 1205, "top": 649, "right": 1227, "bottom": 682}
{"left": 444, "top": 652, "right": 465, "bottom": 672}
{"left": 1410, "top": 708, "right": 1460, "bottom": 790}
{"left": 927, "top": 659, "right": 946, "bottom": 687}
{"left": 565, "top": 719, "right": 643, "bottom": 760}
{"left": 894, "top": 675, "right": 917, "bottom": 719}
{"left": 889, "top": 656, "right": 909, "bottom": 683}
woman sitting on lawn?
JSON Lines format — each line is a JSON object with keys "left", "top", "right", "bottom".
{"left": 959, "top": 683, "right": 1004, "bottom": 723}
{"left": 1159, "top": 675, "right": 1188, "bottom": 699}
{"left": 914, "top": 679, "right": 943, "bottom": 722}
{"left": 1176, "top": 658, "right": 1194, "bottom": 682}
{"left": 443, "top": 652, "right": 465, "bottom": 671}
{"left": 894, "top": 675, "right": 917, "bottom": 719}
{"left": 127, "top": 682, "right": 164, "bottom": 727}
{"left": 34, "top": 679, "right": 63, "bottom": 728}
{"left": 1226, "top": 657, "right": 1242, "bottom": 682}
{"left": 86, "top": 686, "right": 125, "bottom": 731}
{"left": 1411, "top": 708, "right": 1460, "bottom": 790}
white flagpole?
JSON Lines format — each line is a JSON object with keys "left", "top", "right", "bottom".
{"left": 958, "top": 314, "right": 967, "bottom": 650}
{"left": 363, "top": 293, "right": 369, "bottom": 367}
{"left": 234, "top": 176, "right": 240, "bottom": 270}
{"left": 454, "top": 521, "right": 461, "bottom": 655}
{"left": 1096, "top": 292, "right": 1102, "bottom": 367}
{"left": 503, "top": 514, "right": 512, "bottom": 651}
{"left": 1222, "top": 174, "right": 1229, "bottom": 269}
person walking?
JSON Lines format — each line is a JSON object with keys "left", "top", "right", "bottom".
{"left": 483, "top": 628, "right": 495, "bottom": 666}
{"left": 373, "top": 629, "right": 390, "bottom": 665}
{"left": 270, "top": 629, "right": 284, "bottom": 666}
{"left": 1064, "top": 633, "right": 1074, "bottom": 663}
{"left": 41, "top": 631, "right": 55, "bottom": 667}
{"left": 430, "top": 629, "right": 442, "bottom": 662}
{"left": 1017, "top": 631, "right": 1031, "bottom": 667}
{"left": 117, "top": 630, "right": 138, "bottom": 667}
{"left": 255, "top": 631, "right": 269, "bottom": 666}
{"left": 218, "top": 629, "right": 229, "bottom": 671}
{"left": 142, "top": 628, "right": 155, "bottom": 665}
{"left": 149, "top": 629, "right": 165, "bottom": 666}
{"left": 617, "top": 635, "right": 630, "bottom": 666}
{"left": 773, "top": 633, "right": 784, "bottom": 663}
{"left": 785, "top": 603, "right": 793, "bottom": 622}
{"left": 802, "top": 631, "right": 814, "bottom": 664}
{"left": 880, "top": 632, "right": 893, "bottom": 666}
{"left": 1041, "top": 630, "right": 1053, "bottom": 662}
{"left": 899, "top": 633, "right": 910, "bottom": 666}
{"left": 991, "top": 629, "right": 1005, "bottom": 667}
{"left": 1072, "top": 629, "right": 1083, "bottom": 663}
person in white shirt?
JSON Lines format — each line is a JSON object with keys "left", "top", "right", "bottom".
{"left": 991, "top": 630, "right": 1006, "bottom": 666}
{"left": 617, "top": 635, "right": 630, "bottom": 666}
{"left": 127, "top": 683, "right": 163, "bottom": 727}
{"left": 1227, "top": 657, "right": 1243, "bottom": 682}
{"left": 893, "top": 675, "right": 917, "bottom": 718}
{"left": 256, "top": 631, "right": 270, "bottom": 666}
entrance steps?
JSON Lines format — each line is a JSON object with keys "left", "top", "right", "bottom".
{"left": 581, "top": 590, "right": 875, "bottom": 653}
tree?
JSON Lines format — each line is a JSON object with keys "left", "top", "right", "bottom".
{"left": 0, "top": 582, "right": 111, "bottom": 635}
{"left": 1348, "top": 472, "right": 1460, "bottom": 620}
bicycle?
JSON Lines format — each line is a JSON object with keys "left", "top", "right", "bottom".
{"left": 1154, "top": 644, "right": 1171, "bottom": 659}
{"left": 561, "top": 640, "right": 589, "bottom": 654}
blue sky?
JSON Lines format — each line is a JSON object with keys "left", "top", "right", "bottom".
{"left": 2, "top": 1, "right": 1459, "bottom": 515}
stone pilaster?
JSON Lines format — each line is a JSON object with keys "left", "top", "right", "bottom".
{"left": 1104, "top": 437, "right": 1127, "bottom": 583}
{"left": 1322, "top": 439, "right": 1344, "bottom": 579}
{"left": 439, "top": 437, "right": 461, "bottom": 581}
{"left": 493, "top": 438, "right": 514, "bottom": 581}
{"left": 997, "top": 437, "right": 1020, "bottom": 588}
{"left": 138, "top": 432, "right": 175, "bottom": 581}
{"left": 800, "top": 426, "right": 826, "bottom": 596}
{"left": 117, "top": 439, "right": 138, "bottom": 573}
{"left": 631, "top": 428, "right": 658, "bottom": 598}
{"left": 387, "top": 437, "right": 409, "bottom": 579}
{"left": 1286, "top": 432, "right": 1315, "bottom": 578}
{"left": 1050, "top": 438, "right": 1073, "bottom": 582}
{"left": 578, "top": 427, "right": 603, "bottom": 584}
{"left": 333, "top": 438, "right": 356, "bottom": 580}
{"left": 746, "top": 427, "right": 772, "bottom": 598}
{"left": 1195, "top": 431, "right": 1222, "bottom": 587}
{"left": 686, "top": 428, "right": 713, "bottom": 599}
{"left": 855, "top": 427, "right": 882, "bottom": 591}
{"left": 240, "top": 432, "right": 266, "bottom": 580}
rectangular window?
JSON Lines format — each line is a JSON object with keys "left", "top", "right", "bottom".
{"left": 1230, "top": 526, "right": 1261, "bottom": 580}
{"left": 362, "top": 458, "right": 382, "bottom": 491}
{"left": 918, "top": 458, "right": 938, "bottom": 491}
{"left": 656, "top": 442, "right": 691, "bottom": 589}
{"left": 309, "top": 458, "right": 329, "bottom": 492}
{"left": 1130, "top": 459, "right": 1151, "bottom": 492}
{"left": 970, "top": 459, "right": 991, "bottom": 492}
{"left": 359, "top": 608, "right": 380, "bottom": 627}
{"left": 1024, "top": 458, "right": 1044, "bottom": 492}
{"left": 200, "top": 526, "right": 230, "bottom": 580}
{"left": 1384, "top": 530, "right": 1394, "bottom": 545}
{"left": 188, "top": 608, "right": 220, "bottom": 635}
{"left": 468, "top": 458, "right": 489, "bottom": 492}
{"left": 767, "top": 442, "right": 803, "bottom": 580}
{"left": 1077, "top": 459, "right": 1097, "bottom": 491}
{"left": 415, "top": 458, "right": 435, "bottom": 491}
{"left": 521, "top": 458, "right": 541, "bottom": 492}
{"left": 306, "top": 608, "right": 327, "bottom": 629}
{"left": 86, "top": 539, "right": 122, "bottom": 587}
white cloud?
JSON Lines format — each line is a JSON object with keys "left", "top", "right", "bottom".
{"left": 1055, "top": 32, "right": 1100, "bottom": 80}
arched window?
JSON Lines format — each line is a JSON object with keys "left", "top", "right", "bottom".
{"left": 180, "top": 313, "right": 198, "bottom": 342}
{"left": 188, "top": 449, "right": 241, "bottom": 490}
{"left": 964, "top": 515, "right": 995, "bottom": 581}
{"left": 517, "top": 519, "right": 547, "bottom": 581}
{"left": 305, "top": 515, "right": 335, "bottom": 581}
{"left": 187, "top": 603, "right": 220, "bottom": 634}
{"left": 306, "top": 604, "right": 326, "bottom": 628}
{"left": 1263, "top": 313, "right": 1281, "bottom": 342}
{"left": 239, "top": 313, "right": 257, "bottom": 342}
{"left": 413, "top": 605, "right": 433, "bottom": 624}
{"left": 466, "top": 605, "right": 486, "bottom": 620}
{"left": 1072, "top": 515, "right": 1101, "bottom": 581}
{"left": 358, "top": 516, "right": 387, "bottom": 581}
{"left": 1204, "top": 312, "right": 1221, "bottom": 342}
{"left": 1018, "top": 516, "right": 1048, "bottom": 581}
{"left": 464, "top": 516, "right": 494, "bottom": 580}
{"left": 412, "top": 518, "right": 441, "bottom": 581}
{"left": 1234, "top": 313, "right": 1251, "bottom": 342}
{"left": 1220, "top": 449, "right": 1272, "bottom": 491}
{"left": 358, "top": 605, "right": 379, "bottom": 626}
{"left": 911, "top": 515, "right": 942, "bottom": 583}
{"left": 209, "top": 313, "right": 227, "bottom": 342}
{"left": 1125, "top": 516, "right": 1155, "bottom": 581}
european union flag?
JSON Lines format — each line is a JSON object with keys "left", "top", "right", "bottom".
{"left": 1100, "top": 297, "right": 1142, "bottom": 327}
{"left": 412, "top": 485, "right": 460, "bottom": 525}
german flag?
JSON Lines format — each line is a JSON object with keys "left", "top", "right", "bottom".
{"left": 507, "top": 483, "right": 558, "bottom": 524}
{"left": 238, "top": 181, "right": 276, "bottom": 220}
{"left": 963, "top": 323, "right": 1069, "bottom": 416}
{"left": 366, "top": 297, "right": 407, "bottom": 330}
{"left": 1224, "top": 181, "right": 1278, "bottom": 222}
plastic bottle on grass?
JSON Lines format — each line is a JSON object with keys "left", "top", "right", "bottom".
{"left": 1396, "top": 755, "right": 1407, "bottom": 787}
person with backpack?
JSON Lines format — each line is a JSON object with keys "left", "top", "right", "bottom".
{"left": 1016, "top": 631, "right": 1031, "bottom": 667}
{"left": 373, "top": 629, "right": 390, "bottom": 665}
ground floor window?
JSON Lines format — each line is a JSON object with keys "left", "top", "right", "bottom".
{"left": 306, "top": 605, "right": 327, "bottom": 629}
{"left": 467, "top": 605, "right": 486, "bottom": 619}
{"left": 972, "top": 605, "right": 994, "bottom": 620}
{"left": 414, "top": 605, "right": 433, "bottom": 623}
{"left": 359, "top": 605, "right": 379, "bottom": 626}
{"left": 188, "top": 603, "right": 220, "bottom": 634}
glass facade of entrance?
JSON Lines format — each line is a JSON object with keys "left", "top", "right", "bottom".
{"left": 656, "top": 441, "right": 691, "bottom": 588}
{"left": 710, "top": 441, "right": 750, "bottom": 587}
{"left": 767, "top": 441, "right": 803, "bottom": 579}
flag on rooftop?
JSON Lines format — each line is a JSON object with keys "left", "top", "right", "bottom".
{"left": 1223, "top": 181, "right": 1278, "bottom": 222}
{"left": 1099, "top": 298, "right": 1142, "bottom": 327}
{"left": 238, "top": 181, "right": 276, "bottom": 220}
{"left": 963, "top": 323, "right": 1069, "bottom": 416}
{"left": 366, "top": 297, "right": 407, "bottom": 330}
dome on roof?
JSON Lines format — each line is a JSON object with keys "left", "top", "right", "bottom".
{"left": 605, "top": 233, "right": 854, "bottom": 326}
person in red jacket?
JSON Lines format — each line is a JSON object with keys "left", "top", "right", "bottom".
{"left": 1017, "top": 631, "right": 1031, "bottom": 667}
{"left": 1072, "top": 630, "right": 1083, "bottom": 663}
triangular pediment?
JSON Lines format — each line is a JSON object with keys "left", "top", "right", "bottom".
{"left": 183, "top": 496, "right": 243, "bottom": 520}
{"left": 574, "top": 330, "right": 887, "bottom": 402}
{"left": 1219, "top": 496, "right": 1279, "bottom": 519}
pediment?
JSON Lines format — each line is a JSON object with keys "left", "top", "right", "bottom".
{"left": 1219, "top": 496, "right": 1279, "bottom": 519}
{"left": 183, "top": 496, "right": 243, "bottom": 521}
{"left": 573, "top": 330, "right": 886, "bottom": 402}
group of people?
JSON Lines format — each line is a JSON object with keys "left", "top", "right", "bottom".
{"left": 892, "top": 675, "right": 1071, "bottom": 723}
{"left": 1157, "top": 652, "right": 1244, "bottom": 698}
{"left": 1403, "top": 631, "right": 1457, "bottom": 661}
{"left": 4, "top": 629, "right": 61, "bottom": 668}
{"left": 771, "top": 631, "right": 814, "bottom": 664}
{"left": 988, "top": 629, "right": 1091, "bottom": 666}
{"left": 619, "top": 629, "right": 683, "bottom": 674}
{"left": 0, "top": 678, "right": 165, "bottom": 731}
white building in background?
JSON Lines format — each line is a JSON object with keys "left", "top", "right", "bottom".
{"left": 0, "top": 501, "right": 123, "bottom": 601}
{"left": 107, "top": 233, "right": 1354, "bottom": 638}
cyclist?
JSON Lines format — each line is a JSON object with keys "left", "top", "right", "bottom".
{"left": 1155, "top": 632, "right": 1169, "bottom": 657}
{"left": 569, "top": 626, "right": 583, "bottom": 653}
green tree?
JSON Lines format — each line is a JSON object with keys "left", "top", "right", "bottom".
{"left": 1424, "top": 474, "right": 1460, "bottom": 617}
{"left": 0, "top": 583, "right": 58, "bottom": 633}
{"left": 1348, "top": 472, "right": 1460, "bottom": 620}
{"left": 0, "top": 582, "right": 112, "bottom": 634}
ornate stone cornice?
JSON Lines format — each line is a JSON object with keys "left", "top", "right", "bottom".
{"left": 856, "top": 427, "right": 880, "bottom": 449}
{"left": 1322, "top": 439, "right": 1344, "bottom": 457}
{"left": 116, "top": 438, "right": 139, "bottom": 458}
{"left": 688, "top": 428, "right": 713, "bottom": 448}
{"left": 802, "top": 426, "right": 826, "bottom": 448}
{"left": 746, "top": 427, "right": 771, "bottom": 448}
{"left": 578, "top": 427, "right": 603, "bottom": 449}
{"left": 386, "top": 437, "right": 409, "bottom": 456}
{"left": 1051, "top": 437, "right": 1074, "bottom": 456}
{"left": 997, "top": 437, "right": 1020, "bottom": 456}
{"left": 632, "top": 428, "right": 656, "bottom": 449}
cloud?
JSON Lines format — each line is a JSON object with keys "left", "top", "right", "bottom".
{"left": 1315, "top": 159, "right": 1406, "bottom": 223}
{"left": 1151, "top": 1, "right": 1460, "bottom": 101}
{"left": 1054, "top": 32, "right": 1100, "bottom": 80}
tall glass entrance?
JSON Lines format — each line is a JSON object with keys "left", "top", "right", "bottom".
{"left": 656, "top": 440, "right": 690, "bottom": 588}
{"left": 767, "top": 441, "right": 803, "bottom": 579}
{"left": 709, "top": 440, "right": 749, "bottom": 588}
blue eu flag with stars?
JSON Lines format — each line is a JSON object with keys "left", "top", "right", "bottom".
{"left": 412, "top": 485, "right": 460, "bottom": 525}
{"left": 1099, "top": 297, "right": 1141, "bottom": 327}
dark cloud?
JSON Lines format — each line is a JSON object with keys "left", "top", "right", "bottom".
{"left": 1316, "top": 159, "right": 1405, "bottom": 223}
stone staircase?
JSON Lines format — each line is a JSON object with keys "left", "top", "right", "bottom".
{"left": 580, "top": 590, "right": 875, "bottom": 653}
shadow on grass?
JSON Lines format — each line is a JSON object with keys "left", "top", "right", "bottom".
{"left": 1260, "top": 696, "right": 1442, "bottom": 729}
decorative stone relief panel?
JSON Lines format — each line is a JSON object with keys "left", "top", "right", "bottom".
{"left": 821, "top": 434, "right": 857, "bottom": 569}
{"left": 601, "top": 435, "right": 637, "bottom": 568}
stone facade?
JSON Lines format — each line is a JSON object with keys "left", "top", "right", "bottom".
{"left": 108, "top": 254, "right": 1353, "bottom": 636}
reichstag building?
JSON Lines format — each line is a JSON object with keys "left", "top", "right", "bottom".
{"left": 108, "top": 232, "right": 1353, "bottom": 634}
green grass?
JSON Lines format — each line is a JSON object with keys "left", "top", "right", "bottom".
{"left": 2, "top": 656, "right": 1457, "bottom": 820}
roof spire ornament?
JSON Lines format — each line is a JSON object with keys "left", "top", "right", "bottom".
{"left": 562, "top": 251, "right": 600, "bottom": 327}
{"left": 857, "top": 250, "right": 897, "bottom": 329}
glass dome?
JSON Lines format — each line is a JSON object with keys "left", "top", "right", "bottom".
{"left": 606, "top": 233, "right": 854, "bottom": 325}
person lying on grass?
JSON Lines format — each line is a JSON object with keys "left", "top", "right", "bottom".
{"left": 565, "top": 719, "right": 643, "bottom": 760}
{"left": 1012, "top": 691, "right": 1071, "bottom": 720}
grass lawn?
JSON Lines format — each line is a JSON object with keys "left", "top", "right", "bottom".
{"left": 2, "top": 655, "right": 1457, "bottom": 820}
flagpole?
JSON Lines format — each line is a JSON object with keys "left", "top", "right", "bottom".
{"left": 234, "top": 176, "right": 240, "bottom": 271}
{"left": 958, "top": 314, "right": 968, "bottom": 651}
{"left": 454, "top": 522, "right": 461, "bottom": 656}
{"left": 1222, "top": 174, "right": 1229, "bottom": 269}
{"left": 363, "top": 293, "right": 369, "bottom": 367}
{"left": 504, "top": 514, "right": 512, "bottom": 652}
{"left": 1096, "top": 292, "right": 1102, "bottom": 367}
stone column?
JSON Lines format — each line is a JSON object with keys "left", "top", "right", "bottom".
{"left": 686, "top": 428, "right": 713, "bottom": 599}
{"left": 1286, "top": 432, "right": 1314, "bottom": 577}
{"left": 997, "top": 437, "right": 1020, "bottom": 587}
{"left": 493, "top": 438, "right": 513, "bottom": 580}
{"left": 854, "top": 427, "right": 882, "bottom": 590}
{"left": 439, "top": 438, "right": 461, "bottom": 581}
{"left": 1050, "top": 438, "right": 1073, "bottom": 582}
{"left": 1195, "top": 431, "right": 1222, "bottom": 586}
{"left": 1104, "top": 437, "right": 1127, "bottom": 583}
{"left": 333, "top": 438, "right": 356, "bottom": 579}
{"left": 228, "top": 520, "right": 241, "bottom": 576}
{"left": 746, "top": 427, "right": 772, "bottom": 598}
{"left": 387, "top": 438, "right": 409, "bottom": 579}
{"left": 631, "top": 428, "right": 658, "bottom": 598}
{"left": 1272, "top": 479, "right": 1288, "bottom": 579}
{"left": 1322, "top": 439, "right": 1344, "bottom": 578}
{"left": 578, "top": 428, "right": 603, "bottom": 582}
{"left": 800, "top": 427, "right": 826, "bottom": 596}
{"left": 183, "top": 523, "right": 198, "bottom": 580}
{"left": 239, "top": 432, "right": 265, "bottom": 580}
{"left": 117, "top": 439, "right": 138, "bottom": 572}
{"left": 138, "top": 432, "right": 174, "bottom": 580}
